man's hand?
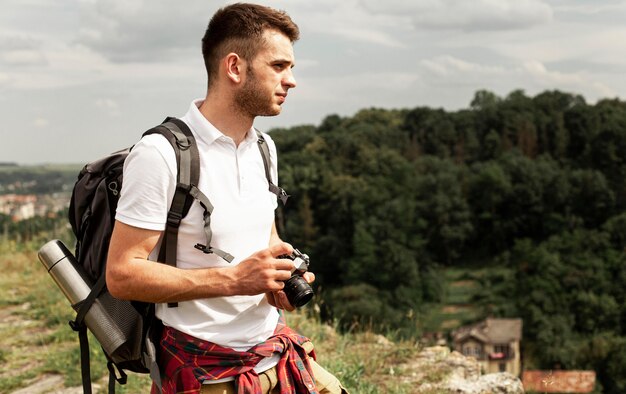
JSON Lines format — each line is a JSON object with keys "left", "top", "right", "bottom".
{"left": 234, "top": 239, "right": 316, "bottom": 311}
{"left": 266, "top": 271, "right": 315, "bottom": 312}
{"left": 231, "top": 242, "right": 296, "bottom": 296}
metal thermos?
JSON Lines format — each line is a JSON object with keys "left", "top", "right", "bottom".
{"left": 38, "top": 239, "right": 127, "bottom": 359}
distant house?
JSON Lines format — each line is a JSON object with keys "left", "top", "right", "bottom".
{"left": 0, "top": 194, "right": 37, "bottom": 221}
{"left": 452, "top": 318, "right": 523, "bottom": 376}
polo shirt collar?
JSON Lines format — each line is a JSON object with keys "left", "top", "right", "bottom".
{"left": 185, "top": 99, "right": 256, "bottom": 147}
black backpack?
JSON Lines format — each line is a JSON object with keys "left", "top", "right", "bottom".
{"left": 67, "top": 117, "right": 287, "bottom": 393}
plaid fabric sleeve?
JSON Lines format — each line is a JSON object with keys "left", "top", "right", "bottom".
{"left": 156, "top": 317, "right": 318, "bottom": 394}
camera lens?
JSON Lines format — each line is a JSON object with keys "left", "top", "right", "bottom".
{"left": 284, "top": 275, "right": 314, "bottom": 308}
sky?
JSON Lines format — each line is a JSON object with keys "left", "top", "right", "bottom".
{"left": 1, "top": 0, "right": 625, "bottom": 164}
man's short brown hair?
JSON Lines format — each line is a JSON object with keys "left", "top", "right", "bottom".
{"left": 202, "top": 3, "right": 299, "bottom": 88}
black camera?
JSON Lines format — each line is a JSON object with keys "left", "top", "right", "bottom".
{"left": 279, "top": 249, "right": 314, "bottom": 308}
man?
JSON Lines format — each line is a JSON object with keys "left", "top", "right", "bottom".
{"left": 106, "top": 3, "right": 346, "bottom": 394}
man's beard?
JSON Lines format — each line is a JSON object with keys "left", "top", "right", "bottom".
{"left": 234, "top": 69, "right": 281, "bottom": 118}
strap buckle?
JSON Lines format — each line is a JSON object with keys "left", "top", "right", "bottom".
{"left": 194, "top": 243, "right": 212, "bottom": 254}
{"left": 194, "top": 244, "right": 234, "bottom": 263}
{"left": 69, "top": 320, "right": 81, "bottom": 332}
{"left": 166, "top": 211, "right": 183, "bottom": 228}
{"left": 269, "top": 184, "right": 289, "bottom": 205}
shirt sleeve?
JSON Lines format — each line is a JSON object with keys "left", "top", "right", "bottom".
{"left": 115, "top": 134, "right": 177, "bottom": 230}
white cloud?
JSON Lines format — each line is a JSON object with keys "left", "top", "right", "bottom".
{"left": 493, "top": 27, "right": 626, "bottom": 66}
{"left": 1, "top": 0, "right": 626, "bottom": 164}
{"left": 95, "top": 97, "right": 125, "bottom": 117}
{"left": 553, "top": 1, "right": 626, "bottom": 17}
{"left": 1, "top": 49, "right": 47, "bottom": 66}
{"left": 421, "top": 56, "right": 505, "bottom": 77}
{"left": 269, "top": 0, "right": 410, "bottom": 48}
{"left": 293, "top": 58, "right": 319, "bottom": 70}
{"left": 521, "top": 60, "right": 615, "bottom": 97}
{"left": 1, "top": 44, "right": 101, "bottom": 90}
{"left": 0, "top": 34, "right": 41, "bottom": 50}
{"left": 297, "top": 71, "right": 421, "bottom": 109}
{"left": 0, "top": 34, "right": 47, "bottom": 66}
{"left": 359, "top": 0, "right": 553, "bottom": 31}
{"left": 33, "top": 117, "right": 49, "bottom": 128}
{"left": 419, "top": 55, "right": 616, "bottom": 101}
{"left": 332, "top": 27, "right": 406, "bottom": 48}
{"left": 75, "top": 0, "right": 215, "bottom": 62}
{"left": 1, "top": 37, "right": 201, "bottom": 91}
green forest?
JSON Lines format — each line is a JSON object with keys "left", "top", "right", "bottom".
{"left": 0, "top": 164, "right": 77, "bottom": 194}
{"left": 271, "top": 89, "right": 626, "bottom": 393}
{"left": 3, "top": 88, "right": 625, "bottom": 393}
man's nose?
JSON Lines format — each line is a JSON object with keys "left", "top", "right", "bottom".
{"left": 283, "top": 69, "right": 296, "bottom": 89}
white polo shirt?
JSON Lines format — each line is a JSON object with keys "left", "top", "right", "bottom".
{"left": 116, "top": 99, "right": 281, "bottom": 353}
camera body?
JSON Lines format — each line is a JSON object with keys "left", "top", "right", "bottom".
{"left": 279, "top": 248, "right": 314, "bottom": 308}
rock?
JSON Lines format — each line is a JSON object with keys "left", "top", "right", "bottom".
{"left": 399, "top": 346, "right": 525, "bottom": 393}
{"left": 446, "top": 372, "right": 524, "bottom": 394}
{"left": 374, "top": 334, "right": 394, "bottom": 348}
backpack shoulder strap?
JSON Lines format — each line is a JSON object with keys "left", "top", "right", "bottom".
{"left": 255, "top": 129, "right": 289, "bottom": 205}
{"left": 143, "top": 118, "right": 234, "bottom": 269}
{"left": 142, "top": 117, "right": 199, "bottom": 268}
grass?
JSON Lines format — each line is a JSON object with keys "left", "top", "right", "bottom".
{"left": 0, "top": 246, "right": 61, "bottom": 392}
{"left": 0, "top": 240, "right": 425, "bottom": 393}
{"left": 288, "top": 311, "right": 420, "bottom": 393}
{"left": 419, "top": 267, "right": 487, "bottom": 335}
{"left": 0, "top": 239, "right": 151, "bottom": 393}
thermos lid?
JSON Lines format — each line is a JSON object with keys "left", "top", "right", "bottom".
{"left": 38, "top": 239, "right": 72, "bottom": 271}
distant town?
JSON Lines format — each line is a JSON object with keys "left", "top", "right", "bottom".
{"left": 0, "top": 192, "right": 70, "bottom": 222}
{"left": 0, "top": 164, "right": 77, "bottom": 223}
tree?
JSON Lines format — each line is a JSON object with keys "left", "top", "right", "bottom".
{"left": 413, "top": 156, "right": 473, "bottom": 264}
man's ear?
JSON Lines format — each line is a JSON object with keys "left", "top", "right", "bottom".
{"left": 224, "top": 53, "right": 244, "bottom": 84}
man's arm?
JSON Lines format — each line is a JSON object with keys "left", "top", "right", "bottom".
{"left": 106, "top": 220, "right": 296, "bottom": 303}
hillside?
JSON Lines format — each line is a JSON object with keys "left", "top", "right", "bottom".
{"left": 270, "top": 90, "right": 626, "bottom": 393}
{"left": 2, "top": 88, "right": 625, "bottom": 392}
{"left": 0, "top": 242, "right": 523, "bottom": 394}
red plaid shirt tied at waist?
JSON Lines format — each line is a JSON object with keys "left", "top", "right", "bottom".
{"left": 153, "top": 316, "right": 318, "bottom": 394}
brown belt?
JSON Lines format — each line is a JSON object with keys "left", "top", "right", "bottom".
{"left": 200, "top": 365, "right": 278, "bottom": 394}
